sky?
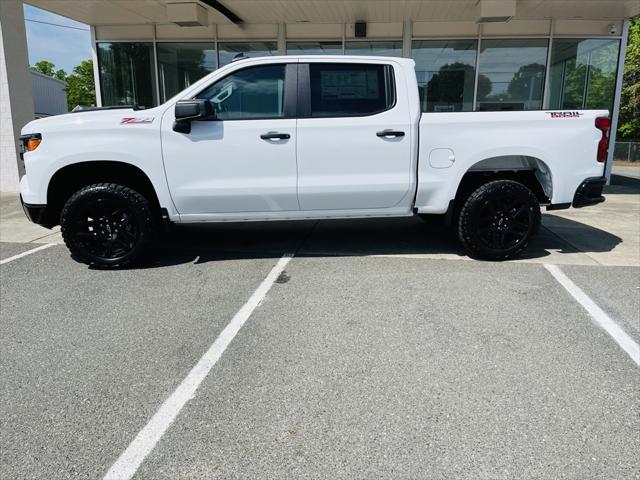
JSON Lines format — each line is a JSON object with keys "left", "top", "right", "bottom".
{"left": 23, "top": 4, "right": 91, "bottom": 74}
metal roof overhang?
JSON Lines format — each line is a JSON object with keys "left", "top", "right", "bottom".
{"left": 23, "top": 0, "right": 640, "bottom": 27}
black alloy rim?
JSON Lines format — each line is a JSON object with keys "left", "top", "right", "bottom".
{"left": 70, "top": 198, "right": 139, "bottom": 260}
{"left": 476, "top": 196, "right": 531, "bottom": 250}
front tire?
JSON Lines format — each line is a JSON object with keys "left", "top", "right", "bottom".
{"left": 457, "top": 180, "right": 540, "bottom": 261}
{"left": 60, "top": 183, "right": 156, "bottom": 268}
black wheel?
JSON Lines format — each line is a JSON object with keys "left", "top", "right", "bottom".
{"left": 60, "top": 183, "right": 156, "bottom": 267}
{"left": 457, "top": 180, "right": 540, "bottom": 261}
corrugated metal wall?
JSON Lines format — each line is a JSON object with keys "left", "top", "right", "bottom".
{"left": 31, "top": 71, "right": 67, "bottom": 117}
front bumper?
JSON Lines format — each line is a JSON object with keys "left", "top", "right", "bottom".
{"left": 20, "top": 195, "right": 53, "bottom": 228}
{"left": 572, "top": 176, "right": 606, "bottom": 208}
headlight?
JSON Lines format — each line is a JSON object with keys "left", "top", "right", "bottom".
{"left": 19, "top": 133, "right": 42, "bottom": 154}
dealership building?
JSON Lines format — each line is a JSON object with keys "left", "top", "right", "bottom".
{"left": 1, "top": 0, "right": 638, "bottom": 192}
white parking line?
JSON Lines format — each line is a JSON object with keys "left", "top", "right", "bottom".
{"left": 103, "top": 253, "right": 294, "bottom": 480}
{"left": 0, "top": 243, "right": 56, "bottom": 265}
{"left": 544, "top": 263, "right": 640, "bottom": 367}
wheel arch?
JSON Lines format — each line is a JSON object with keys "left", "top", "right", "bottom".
{"left": 454, "top": 155, "right": 553, "bottom": 208}
{"left": 47, "top": 161, "right": 161, "bottom": 225}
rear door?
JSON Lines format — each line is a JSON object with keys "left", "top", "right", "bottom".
{"left": 296, "top": 61, "right": 413, "bottom": 211}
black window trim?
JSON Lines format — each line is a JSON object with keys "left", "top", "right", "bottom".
{"left": 297, "top": 62, "right": 397, "bottom": 119}
{"left": 192, "top": 63, "right": 297, "bottom": 121}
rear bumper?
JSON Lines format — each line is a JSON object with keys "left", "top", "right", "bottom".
{"left": 20, "top": 195, "right": 53, "bottom": 228}
{"left": 572, "top": 176, "right": 606, "bottom": 208}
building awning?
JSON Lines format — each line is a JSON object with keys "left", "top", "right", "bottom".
{"left": 24, "top": 0, "right": 640, "bottom": 26}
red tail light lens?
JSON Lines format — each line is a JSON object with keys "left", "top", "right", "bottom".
{"left": 595, "top": 116, "right": 611, "bottom": 163}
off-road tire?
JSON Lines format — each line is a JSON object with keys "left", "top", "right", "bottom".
{"left": 457, "top": 180, "right": 540, "bottom": 261}
{"left": 60, "top": 183, "right": 156, "bottom": 268}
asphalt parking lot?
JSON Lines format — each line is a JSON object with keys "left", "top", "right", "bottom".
{"left": 1, "top": 169, "right": 639, "bottom": 479}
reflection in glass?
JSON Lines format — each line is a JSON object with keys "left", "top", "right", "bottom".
{"left": 477, "top": 39, "right": 548, "bottom": 111}
{"left": 548, "top": 39, "right": 620, "bottom": 111}
{"left": 218, "top": 42, "right": 278, "bottom": 67}
{"left": 197, "top": 65, "right": 285, "bottom": 120}
{"left": 287, "top": 41, "right": 342, "bottom": 55}
{"left": 412, "top": 40, "right": 478, "bottom": 112}
{"left": 97, "top": 42, "right": 156, "bottom": 107}
{"left": 157, "top": 43, "right": 216, "bottom": 103}
{"left": 309, "top": 63, "right": 391, "bottom": 116}
{"left": 345, "top": 41, "right": 403, "bottom": 57}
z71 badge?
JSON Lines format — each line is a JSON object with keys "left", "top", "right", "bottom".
{"left": 120, "top": 117, "right": 154, "bottom": 124}
{"left": 546, "top": 111, "right": 584, "bottom": 119}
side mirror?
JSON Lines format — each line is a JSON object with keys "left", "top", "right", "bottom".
{"left": 173, "top": 99, "right": 215, "bottom": 133}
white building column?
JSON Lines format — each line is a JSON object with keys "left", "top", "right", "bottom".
{"left": 90, "top": 25, "right": 102, "bottom": 107}
{"left": 277, "top": 22, "right": 286, "bottom": 55}
{"left": 402, "top": 19, "right": 412, "bottom": 57}
{"left": 605, "top": 19, "right": 630, "bottom": 181}
{"left": 0, "top": 0, "right": 34, "bottom": 193}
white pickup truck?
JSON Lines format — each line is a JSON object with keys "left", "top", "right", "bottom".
{"left": 19, "top": 56, "right": 610, "bottom": 267}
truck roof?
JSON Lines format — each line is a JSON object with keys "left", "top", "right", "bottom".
{"left": 231, "top": 55, "right": 415, "bottom": 67}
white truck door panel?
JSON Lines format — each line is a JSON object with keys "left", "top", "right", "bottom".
{"left": 161, "top": 63, "right": 298, "bottom": 214}
{"left": 161, "top": 118, "right": 297, "bottom": 213}
{"left": 296, "top": 62, "right": 413, "bottom": 211}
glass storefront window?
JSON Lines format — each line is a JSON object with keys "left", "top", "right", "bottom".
{"left": 287, "top": 41, "right": 343, "bottom": 55}
{"left": 95, "top": 36, "right": 622, "bottom": 115}
{"left": 97, "top": 42, "right": 156, "bottom": 107}
{"left": 547, "top": 38, "right": 620, "bottom": 111}
{"left": 476, "top": 39, "right": 548, "bottom": 111}
{"left": 218, "top": 42, "right": 278, "bottom": 67}
{"left": 157, "top": 43, "right": 216, "bottom": 103}
{"left": 345, "top": 41, "right": 403, "bottom": 57}
{"left": 412, "top": 40, "right": 477, "bottom": 112}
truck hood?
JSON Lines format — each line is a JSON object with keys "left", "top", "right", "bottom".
{"left": 21, "top": 106, "right": 165, "bottom": 135}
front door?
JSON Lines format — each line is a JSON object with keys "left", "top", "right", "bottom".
{"left": 296, "top": 61, "right": 413, "bottom": 211}
{"left": 161, "top": 63, "right": 298, "bottom": 215}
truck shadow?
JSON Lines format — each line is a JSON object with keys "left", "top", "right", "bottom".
{"left": 606, "top": 174, "right": 640, "bottom": 195}
{"left": 141, "top": 214, "right": 622, "bottom": 268}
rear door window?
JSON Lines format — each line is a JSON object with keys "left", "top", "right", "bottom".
{"left": 307, "top": 63, "right": 395, "bottom": 117}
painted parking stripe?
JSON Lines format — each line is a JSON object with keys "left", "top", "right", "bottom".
{"left": 103, "top": 253, "right": 294, "bottom": 480}
{"left": 0, "top": 243, "right": 56, "bottom": 265}
{"left": 544, "top": 263, "right": 640, "bottom": 367}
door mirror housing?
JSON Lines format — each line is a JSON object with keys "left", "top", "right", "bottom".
{"left": 173, "top": 99, "right": 215, "bottom": 133}
{"left": 175, "top": 99, "right": 215, "bottom": 122}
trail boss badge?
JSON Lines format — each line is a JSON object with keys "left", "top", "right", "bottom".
{"left": 120, "top": 117, "right": 154, "bottom": 124}
{"left": 546, "top": 111, "right": 584, "bottom": 118}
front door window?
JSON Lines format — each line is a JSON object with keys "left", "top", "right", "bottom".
{"left": 197, "top": 65, "right": 286, "bottom": 120}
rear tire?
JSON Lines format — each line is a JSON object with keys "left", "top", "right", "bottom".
{"left": 457, "top": 180, "right": 540, "bottom": 261}
{"left": 60, "top": 183, "right": 156, "bottom": 268}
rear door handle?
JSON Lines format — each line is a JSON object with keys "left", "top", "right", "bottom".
{"left": 376, "top": 130, "right": 405, "bottom": 138}
{"left": 260, "top": 132, "right": 290, "bottom": 140}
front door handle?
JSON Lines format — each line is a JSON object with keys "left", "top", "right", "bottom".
{"left": 376, "top": 130, "right": 405, "bottom": 138}
{"left": 260, "top": 132, "right": 290, "bottom": 140}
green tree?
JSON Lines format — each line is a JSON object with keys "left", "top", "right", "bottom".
{"left": 559, "top": 62, "right": 616, "bottom": 110}
{"left": 422, "top": 62, "right": 491, "bottom": 111}
{"left": 506, "top": 63, "right": 546, "bottom": 103}
{"left": 31, "top": 60, "right": 66, "bottom": 81}
{"left": 619, "top": 17, "right": 639, "bottom": 140}
{"left": 65, "top": 59, "right": 96, "bottom": 110}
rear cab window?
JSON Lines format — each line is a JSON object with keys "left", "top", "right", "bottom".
{"left": 304, "top": 63, "right": 396, "bottom": 117}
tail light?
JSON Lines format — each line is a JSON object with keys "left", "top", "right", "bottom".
{"left": 595, "top": 116, "right": 611, "bottom": 163}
